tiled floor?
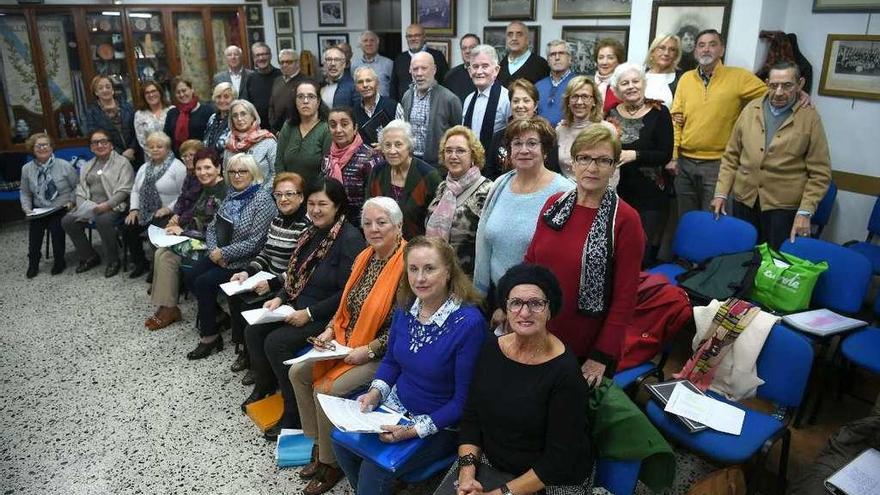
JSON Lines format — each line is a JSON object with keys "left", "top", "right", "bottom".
{"left": 0, "top": 221, "right": 876, "bottom": 494}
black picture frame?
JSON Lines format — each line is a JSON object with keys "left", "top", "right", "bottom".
{"left": 561, "top": 26, "right": 630, "bottom": 75}
{"left": 483, "top": 25, "right": 540, "bottom": 61}
{"left": 318, "top": 0, "right": 346, "bottom": 27}
{"left": 412, "top": 0, "right": 456, "bottom": 37}
{"left": 650, "top": 1, "right": 731, "bottom": 72}
{"left": 488, "top": 0, "right": 536, "bottom": 21}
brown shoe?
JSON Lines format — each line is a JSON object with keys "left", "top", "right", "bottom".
{"left": 298, "top": 445, "right": 320, "bottom": 479}
{"left": 146, "top": 306, "right": 182, "bottom": 331}
{"left": 303, "top": 464, "right": 343, "bottom": 495}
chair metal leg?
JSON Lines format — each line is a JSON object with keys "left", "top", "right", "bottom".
{"left": 44, "top": 229, "right": 51, "bottom": 259}
{"left": 776, "top": 430, "right": 791, "bottom": 495}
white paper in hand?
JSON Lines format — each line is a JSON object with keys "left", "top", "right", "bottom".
{"left": 72, "top": 200, "right": 99, "bottom": 221}
{"left": 220, "top": 271, "right": 277, "bottom": 296}
{"left": 316, "top": 394, "right": 405, "bottom": 433}
{"left": 664, "top": 383, "right": 745, "bottom": 435}
{"left": 241, "top": 305, "right": 295, "bottom": 325}
{"left": 148, "top": 224, "right": 190, "bottom": 247}
{"left": 282, "top": 341, "right": 353, "bottom": 365}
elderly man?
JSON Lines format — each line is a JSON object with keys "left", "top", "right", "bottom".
{"left": 390, "top": 23, "right": 449, "bottom": 100}
{"left": 320, "top": 45, "right": 357, "bottom": 108}
{"left": 444, "top": 33, "right": 480, "bottom": 102}
{"left": 498, "top": 21, "right": 549, "bottom": 85}
{"left": 462, "top": 45, "right": 510, "bottom": 154}
{"left": 352, "top": 66, "right": 401, "bottom": 138}
{"left": 399, "top": 52, "right": 462, "bottom": 166}
{"left": 213, "top": 45, "right": 252, "bottom": 100}
{"left": 535, "top": 40, "right": 578, "bottom": 127}
{"left": 267, "top": 48, "right": 304, "bottom": 133}
{"left": 670, "top": 29, "right": 766, "bottom": 215}
{"left": 351, "top": 31, "right": 394, "bottom": 97}
{"left": 244, "top": 42, "right": 282, "bottom": 127}
{"left": 712, "top": 61, "right": 831, "bottom": 249}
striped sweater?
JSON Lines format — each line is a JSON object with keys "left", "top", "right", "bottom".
{"left": 246, "top": 207, "right": 311, "bottom": 289}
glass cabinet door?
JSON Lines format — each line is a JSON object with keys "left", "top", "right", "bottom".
{"left": 172, "top": 12, "right": 211, "bottom": 101}
{"left": 0, "top": 13, "right": 45, "bottom": 143}
{"left": 35, "top": 12, "right": 87, "bottom": 140}
{"left": 127, "top": 9, "right": 172, "bottom": 105}
{"left": 84, "top": 9, "right": 133, "bottom": 104}
{"left": 211, "top": 9, "right": 245, "bottom": 73}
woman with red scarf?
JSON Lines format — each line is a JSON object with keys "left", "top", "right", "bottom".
{"left": 163, "top": 77, "right": 215, "bottom": 156}
{"left": 224, "top": 99, "right": 278, "bottom": 188}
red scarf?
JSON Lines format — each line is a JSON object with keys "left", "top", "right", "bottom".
{"left": 173, "top": 97, "right": 199, "bottom": 149}
{"left": 225, "top": 121, "right": 275, "bottom": 153}
{"left": 326, "top": 133, "right": 364, "bottom": 182}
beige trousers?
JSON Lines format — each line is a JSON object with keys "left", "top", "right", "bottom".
{"left": 151, "top": 247, "right": 181, "bottom": 307}
{"left": 290, "top": 359, "right": 380, "bottom": 465}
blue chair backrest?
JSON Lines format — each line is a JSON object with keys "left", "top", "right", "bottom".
{"left": 755, "top": 323, "right": 813, "bottom": 408}
{"left": 53, "top": 146, "right": 94, "bottom": 172}
{"left": 868, "top": 196, "right": 880, "bottom": 238}
{"left": 672, "top": 211, "right": 758, "bottom": 263}
{"left": 811, "top": 181, "right": 836, "bottom": 232}
{"left": 780, "top": 237, "right": 872, "bottom": 314}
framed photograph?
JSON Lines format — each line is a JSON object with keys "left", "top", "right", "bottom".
{"left": 483, "top": 25, "right": 540, "bottom": 61}
{"left": 248, "top": 27, "right": 265, "bottom": 44}
{"left": 819, "top": 34, "right": 880, "bottom": 100}
{"left": 317, "top": 33, "right": 350, "bottom": 53}
{"left": 650, "top": 2, "right": 731, "bottom": 72}
{"left": 489, "top": 0, "right": 536, "bottom": 21}
{"left": 561, "top": 26, "right": 630, "bottom": 75}
{"left": 426, "top": 39, "right": 452, "bottom": 64}
{"left": 277, "top": 35, "right": 295, "bottom": 53}
{"left": 267, "top": 0, "right": 296, "bottom": 6}
{"left": 245, "top": 5, "right": 263, "bottom": 27}
{"left": 318, "top": 0, "right": 346, "bottom": 27}
{"left": 412, "top": 0, "right": 456, "bottom": 37}
{"left": 553, "top": 0, "right": 632, "bottom": 19}
{"left": 813, "top": 0, "right": 880, "bottom": 12}
{"left": 274, "top": 8, "right": 293, "bottom": 34}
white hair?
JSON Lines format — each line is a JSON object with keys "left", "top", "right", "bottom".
{"left": 225, "top": 45, "right": 242, "bottom": 56}
{"left": 610, "top": 63, "right": 646, "bottom": 97}
{"left": 378, "top": 119, "right": 413, "bottom": 152}
{"left": 468, "top": 44, "right": 499, "bottom": 66}
{"left": 353, "top": 65, "right": 378, "bottom": 80}
{"left": 362, "top": 197, "right": 404, "bottom": 227}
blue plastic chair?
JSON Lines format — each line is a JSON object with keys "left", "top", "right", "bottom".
{"left": 810, "top": 181, "right": 836, "bottom": 238}
{"left": 595, "top": 458, "right": 641, "bottom": 495}
{"left": 330, "top": 428, "right": 455, "bottom": 483}
{"left": 613, "top": 343, "right": 673, "bottom": 395}
{"left": 645, "top": 323, "right": 813, "bottom": 494}
{"left": 845, "top": 196, "right": 880, "bottom": 275}
{"left": 841, "top": 327, "right": 880, "bottom": 375}
{"left": 647, "top": 211, "right": 758, "bottom": 285}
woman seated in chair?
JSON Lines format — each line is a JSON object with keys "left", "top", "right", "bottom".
{"left": 285, "top": 197, "right": 408, "bottom": 495}
{"left": 436, "top": 263, "right": 593, "bottom": 494}
{"left": 169, "top": 139, "right": 206, "bottom": 238}
{"left": 146, "top": 148, "right": 227, "bottom": 330}
{"left": 184, "top": 153, "right": 276, "bottom": 360}
{"left": 241, "top": 178, "right": 364, "bottom": 439}
{"left": 332, "top": 236, "right": 486, "bottom": 495}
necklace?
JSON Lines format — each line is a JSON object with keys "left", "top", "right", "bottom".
{"left": 622, "top": 101, "right": 645, "bottom": 117}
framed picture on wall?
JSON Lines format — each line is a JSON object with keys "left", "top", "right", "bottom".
{"left": 317, "top": 33, "right": 350, "bottom": 53}
{"left": 553, "top": 0, "right": 632, "bottom": 18}
{"left": 277, "top": 36, "right": 295, "bottom": 53}
{"left": 813, "top": 0, "right": 880, "bottom": 12}
{"left": 819, "top": 34, "right": 880, "bottom": 100}
{"left": 412, "top": 0, "right": 456, "bottom": 37}
{"left": 483, "top": 25, "right": 540, "bottom": 61}
{"left": 426, "top": 39, "right": 452, "bottom": 63}
{"left": 248, "top": 27, "right": 265, "bottom": 44}
{"left": 275, "top": 8, "right": 293, "bottom": 34}
{"left": 267, "top": 0, "right": 296, "bottom": 5}
{"left": 488, "top": 0, "right": 536, "bottom": 21}
{"left": 246, "top": 5, "right": 263, "bottom": 27}
{"left": 561, "top": 26, "right": 630, "bottom": 75}
{"left": 318, "top": 0, "right": 346, "bottom": 27}
{"left": 650, "top": 1, "right": 731, "bottom": 72}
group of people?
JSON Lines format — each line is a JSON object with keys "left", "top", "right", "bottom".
{"left": 17, "top": 20, "right": 833, "bottom": 495}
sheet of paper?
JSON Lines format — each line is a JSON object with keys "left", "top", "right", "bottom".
{"left": 220, "top": 271, "right": 277, "bottom": 296}
{"left": 665, "top": 383, "right": 745, "bottom": 435}
{"left": 316, "top": 394, "right": 406, "bottom": 433}
{"left": 241, "top": 305, "right": 295, "bottom": 325}
{"left": 72, "top": 200, "right": 98, "bottom": 221}
{"left": 147, "top": 224, "right": 190, "bottom": 248}
{"left": 27, "top": 206, "right": 62, "bottom": 217}
{"left": 282, "top": 341, "right": 353, "bottom": 365}
{"left": 825, "top": 448, "right": 880, "bottom": 495}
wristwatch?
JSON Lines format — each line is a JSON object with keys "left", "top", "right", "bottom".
{"left": 500, "top": 484, "right": 513, "bottom": 495}
{"left": 366, "top": 342, "right": 376, "bottom": 360}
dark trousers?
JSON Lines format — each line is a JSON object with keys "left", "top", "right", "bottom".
{"left": 228, "top": 292, "right": 271, "bottom": 346}
{"left": 27, "top": 209, "right": 66, "bottom": 265}
{"left": 245, "top": 319, "right": 323, "bottom": 429}
{"left": 122, "top": 222, "right": 149, "bottom": 266}
{"left": 62, "top": 210, "right": 122, "bottom": 263}
{"left": 185, "top": 256, "right": 235, "bottom": 338}
{"left": 732, "top": 199, "right": 797, "bottom": 250}
{"left": 636, "top": 207, "right": 665, "bottom": 267}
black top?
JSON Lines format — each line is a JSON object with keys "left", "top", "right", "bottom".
{"left": 499, "top": 52, "right": 550, "bottom": 86}
{"left": 390, "top": 48, "right": 449, "bottom": 101}
{"left": 458, "top": 338, "right": 591, "bottom": 486}
{"left": 444, "top": 64, "right": 476, "bottom": 103}
{"left": 609, "top": 105, "right": 674, "bottom": 211}
{"left": 163, "top": 102, "right": 215, "bottom": 154}
{"left": 246, "top": 66, "right": 283, "bottom": 128}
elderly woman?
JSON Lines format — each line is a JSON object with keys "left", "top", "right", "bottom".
{"left": 168, "top": 139, "right": 206, "bottom": 234}
{"left": 242, "top": 178, "right": 364, "bottom": 435}
{"left": 184, "top": 153, "right": 277, "bottom": 360}
{"left": 426, "top": 126, "right": 491, "bottom": 276}
{"left": 485, "top": 79, "right": 538, "bottom": 179}
{"left": 555, "top": 76, "right": 617, "bottom": 180}
{"left": 276, "top": 79, "right": 332, "bottom": 185}
{"left": 83, "top": 75, "right": 137, "bottom": 163}
{"left": 61, "top": 129, "right": 134, "bottom": 277}
{"left": 644, "top": 34, "right": 684, "bottom": 108}
{"left": 525, "top": 124, "right": 644, "bottom": 385}
{"left": 436, "top": 263, "right": 591, "bottom": 494}
{"left": 593, "top": 38, "right": 626, "bottom": 114}
{"left": 163, "top": 77, "right": 215, "bottom": 154}
{"left": 19, "top": 133, "right": 78, "bottom": 278}
{"left": 473, "top": 117, "right": 573, "bottom": 315}
{"left": 321, "top": 106, "right": 381, "bottom": 225}
{"left": 133, "top": 81, "right": 171, "bottom": 152}
{"left": 203, "top": 82, "right": 237, "bottom": 155}
{"left": 224, "top": 99, "right": 277, "bottom": 186}
{"left": 367, "top": 119, "right": 441, "bottom": 240}
{"left": 226, "top": 172, "right": 311, "bottom": 378}
{"left": 123, "top": 131, "right": 188, "bottom": 278}
{"left": 146, "top": 149, "right": 227, "bottom": 330}
{"left": 332, "top": 235, "right": 487, "bottom": 495}
{"left": 289, "top": 198, "right": 408, "bottom": 495}
{"left": 607, "top": 63, "right": 673, "bottom": 266}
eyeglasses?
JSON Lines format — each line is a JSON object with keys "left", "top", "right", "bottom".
{"left": 573, "top": 155, "right": 616, "bottom": 169}
{"left": 296, "top": 94, "right": 318, "bottom": 102}
{"left": 273, "top": 191, "right": 303, "bottom": 199}
{"left": 324, "top": 57, "right": 345, "bottom": 63}
{"left": 571, "top": 94, "right": 594, "bottom": 103}
{"left": 510, "top": 139, "right": 541, "bottom": 150}
{"left": 506, "top": 298, "right": 548, "bottom": 314}
{"left": 768, "top": 82, "right": 797, "bottom": 91}
{"left": 228, "top": 169, "right": 251, "bottom": 177}
{"left": 443, "top": 147, "right": 469, "bottom": 156}
{"left": 90, "top": 138, "right": 111, "bottom": 146}
{"left": 34, "top": 143, "right": 52, "bottom": 150}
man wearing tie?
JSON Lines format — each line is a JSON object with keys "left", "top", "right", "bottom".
{"left": 462, "top": 45, "right": 511, "bottom": 155}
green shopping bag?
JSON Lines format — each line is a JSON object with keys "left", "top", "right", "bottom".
{"left": 748, "top": 243, "right": 828, "bottom": 313}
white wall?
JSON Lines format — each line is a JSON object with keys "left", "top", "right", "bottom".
{"left": 299, "top": 0, "right": 368, "bottom": 63}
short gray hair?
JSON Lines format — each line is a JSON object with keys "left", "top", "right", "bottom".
{"left": 225, "top": 45, "right": 242, "bottom": 56}
{"left": 468, "top": 44, "right": 499, "bottom": 66}
{"left": 227, "top": 99, "right": 261, "bottom": 128}
{"left": 359, "top": 30, "right": 379, "bottom": 44}
{"left": 212, "top": 82, "right": 237, "bottom": 100}
{"left": 224, "top": 153, "right": 264, "bottom": 184}
{"left": 279, "top": 48, "right": 299, "bottom": 60}
{"left": 546, "top": 39, "right": 571, "bottom": 56}
{"left": 353, "top": 65, "right": 378, "bottom": 81}
{"left": 145, "top": 130, "right": 171, "bottom": 149}
{"left": 610, "top": 62, "right": 646, "bottom": 97}
{"left": 362, "top": 197, "right": 404, "bottom": 227}
{"left": 378, "top": 119, "right": 413, "bottom": 152}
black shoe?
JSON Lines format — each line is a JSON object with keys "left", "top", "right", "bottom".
{"left": 104, "top": 261, "right": 121, "bottom": 278}
{"left": 263, "top": 424, "right": 281, "bottom": 442}
{"left": 50, "top": 260, "right": 66, "bottom": 275}
{"left": 241, "top": 386, "right": 274, "bottom": 412}
{"left": 241, "top": 370, "right": 256, "bottom": 386}
{"left": 129, "top": 263, "right": 148, "bottom": 279}
{"left": 75, "top": 255, "right": 101, "bottom": 274}
{"left": 186, "top": 335, "right": 223, "bottom": 360}
{"left": 230, "top": 352, "right": 249, "bottom": 372}
{"left": 26, "top": 264, "right": 39, "bottom": 279}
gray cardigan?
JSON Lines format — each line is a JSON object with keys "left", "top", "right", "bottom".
{"left": 75, "top": 151, "right": 135, "bottom": 213}
{"left": 400, "top": 81, "right": 462, "bottom": 165}
{"left": 20, "top": 156, "right": 79, "bottom": 211}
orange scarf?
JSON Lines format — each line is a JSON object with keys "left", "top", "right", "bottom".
{"left": 312, "top": 240, "right": 406, "bottom": 392}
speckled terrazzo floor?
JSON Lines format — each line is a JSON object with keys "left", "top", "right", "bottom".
{"left": 0, "top": 221, "right": 721, "bottom": 495}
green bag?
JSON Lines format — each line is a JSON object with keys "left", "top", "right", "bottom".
{"left": 748, "top": 243, "right": 828, "bottom": 313}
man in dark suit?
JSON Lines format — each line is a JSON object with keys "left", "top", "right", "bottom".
{"left": 244, "top": 42, "right": 281, "bottom": 127}
{"left": 267, "top": 48, "right": 304, "bottom": 133}
{"left": 320, "top": 46, "right": 357, "bottom": 109}
{"left": 212, "top": 45, "right": 253, "bottom": 100}
{"left": 498, "top": 21, "right": 549, "bottom": 85}
{"left": 352, "top": 65, "right": 401, "bottom": 144}
{"left": 390, "top": 23, "right": 449, "bottom": 101}
{"left": 444, "top": 33, "right": 480, "bottom": 103}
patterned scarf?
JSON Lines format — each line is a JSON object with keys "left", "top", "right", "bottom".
{"left": 138, "top": 153, "right": 176, "bottom": 225}
{"left": 283, "top": 214, "right": 347, "bottom": 302}
{"left": 173, "top": 97, "right": 199, "bottom": 149}
{"left": 425, "top": 166, "right": 483, "bottom": 240}
{"left": 225, "top": 120, "right": 275, "bottom": 153}
{"left": 217, "top": 183, "right": 260, "bottom": 225}
{"left": 542, "top": 187, "right": 618, "bottom": 316}
{"left": 36, "top": 156, "right": 58, "bottom": 203}
{"left": 327, "top": 133, "right": 364, "bottom": 182}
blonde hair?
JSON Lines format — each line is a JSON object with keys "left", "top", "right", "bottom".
{"left": 224, "top": 153, "right": 264, "bottom": 184}
{"left": 25, "top": 133, "right": 53, "bottom": 154}
{"left": 212, "top": 82, "right": 237, "bottom": 100}
{"left": 396, "top": 236, "right": 483, "bottom": 308}
{"left": 571, "top": 123, "right": 621, "bottom": 163}
{"left": 562, "top": 75, "right": 604, "bottom": 125}
{"left": 645, "top": 34, "right": 682, "bottom": 71}
{"left": 439, "top": 126, "right": 485, "bottom": 170}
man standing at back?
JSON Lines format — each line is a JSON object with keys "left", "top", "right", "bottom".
{"left": 535, "top": 40, "right": 577, "bottom": 127}
{"left": 444, "top": 34, "right": 480, "bottom": 102}
{"left": 351, "top": 31, "right": 394, "bottom": 98}
{"left": 462, "top": 45, "right": 510, "bottom": 155}
{"left": 498, "top": 21, "right": 549, "bottom": 85}
{"left": 213, "top": 45, "right": 252, "bottom": 101}
{"left": 267, "top": 48, "right": 303, "bottom": 133}
{"left": 670, "top": 29, "right": 766, "bottom": 215}
{"left": 391, "top": 23, "right": 449, "bottom": 100}
{"left": 320, "top": 46, "right": 357, "bottom": 108}
{"left": 244, "top": 42, "right": 281, "bottom": 128}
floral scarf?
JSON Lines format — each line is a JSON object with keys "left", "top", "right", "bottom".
{"left": 225, "top": 120, "right": 275, "bottom": 153}
{"left": 283, "top": 214, "right": 347, "bottom": 302}
{"left": 36, "top": 156, "right": 58, "bottom": 203}
{"left": 138, "top": 153, "right": 176, "bottom": 225}
{"left": 425, "top": 166, "right": 483, "bottom": 240}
